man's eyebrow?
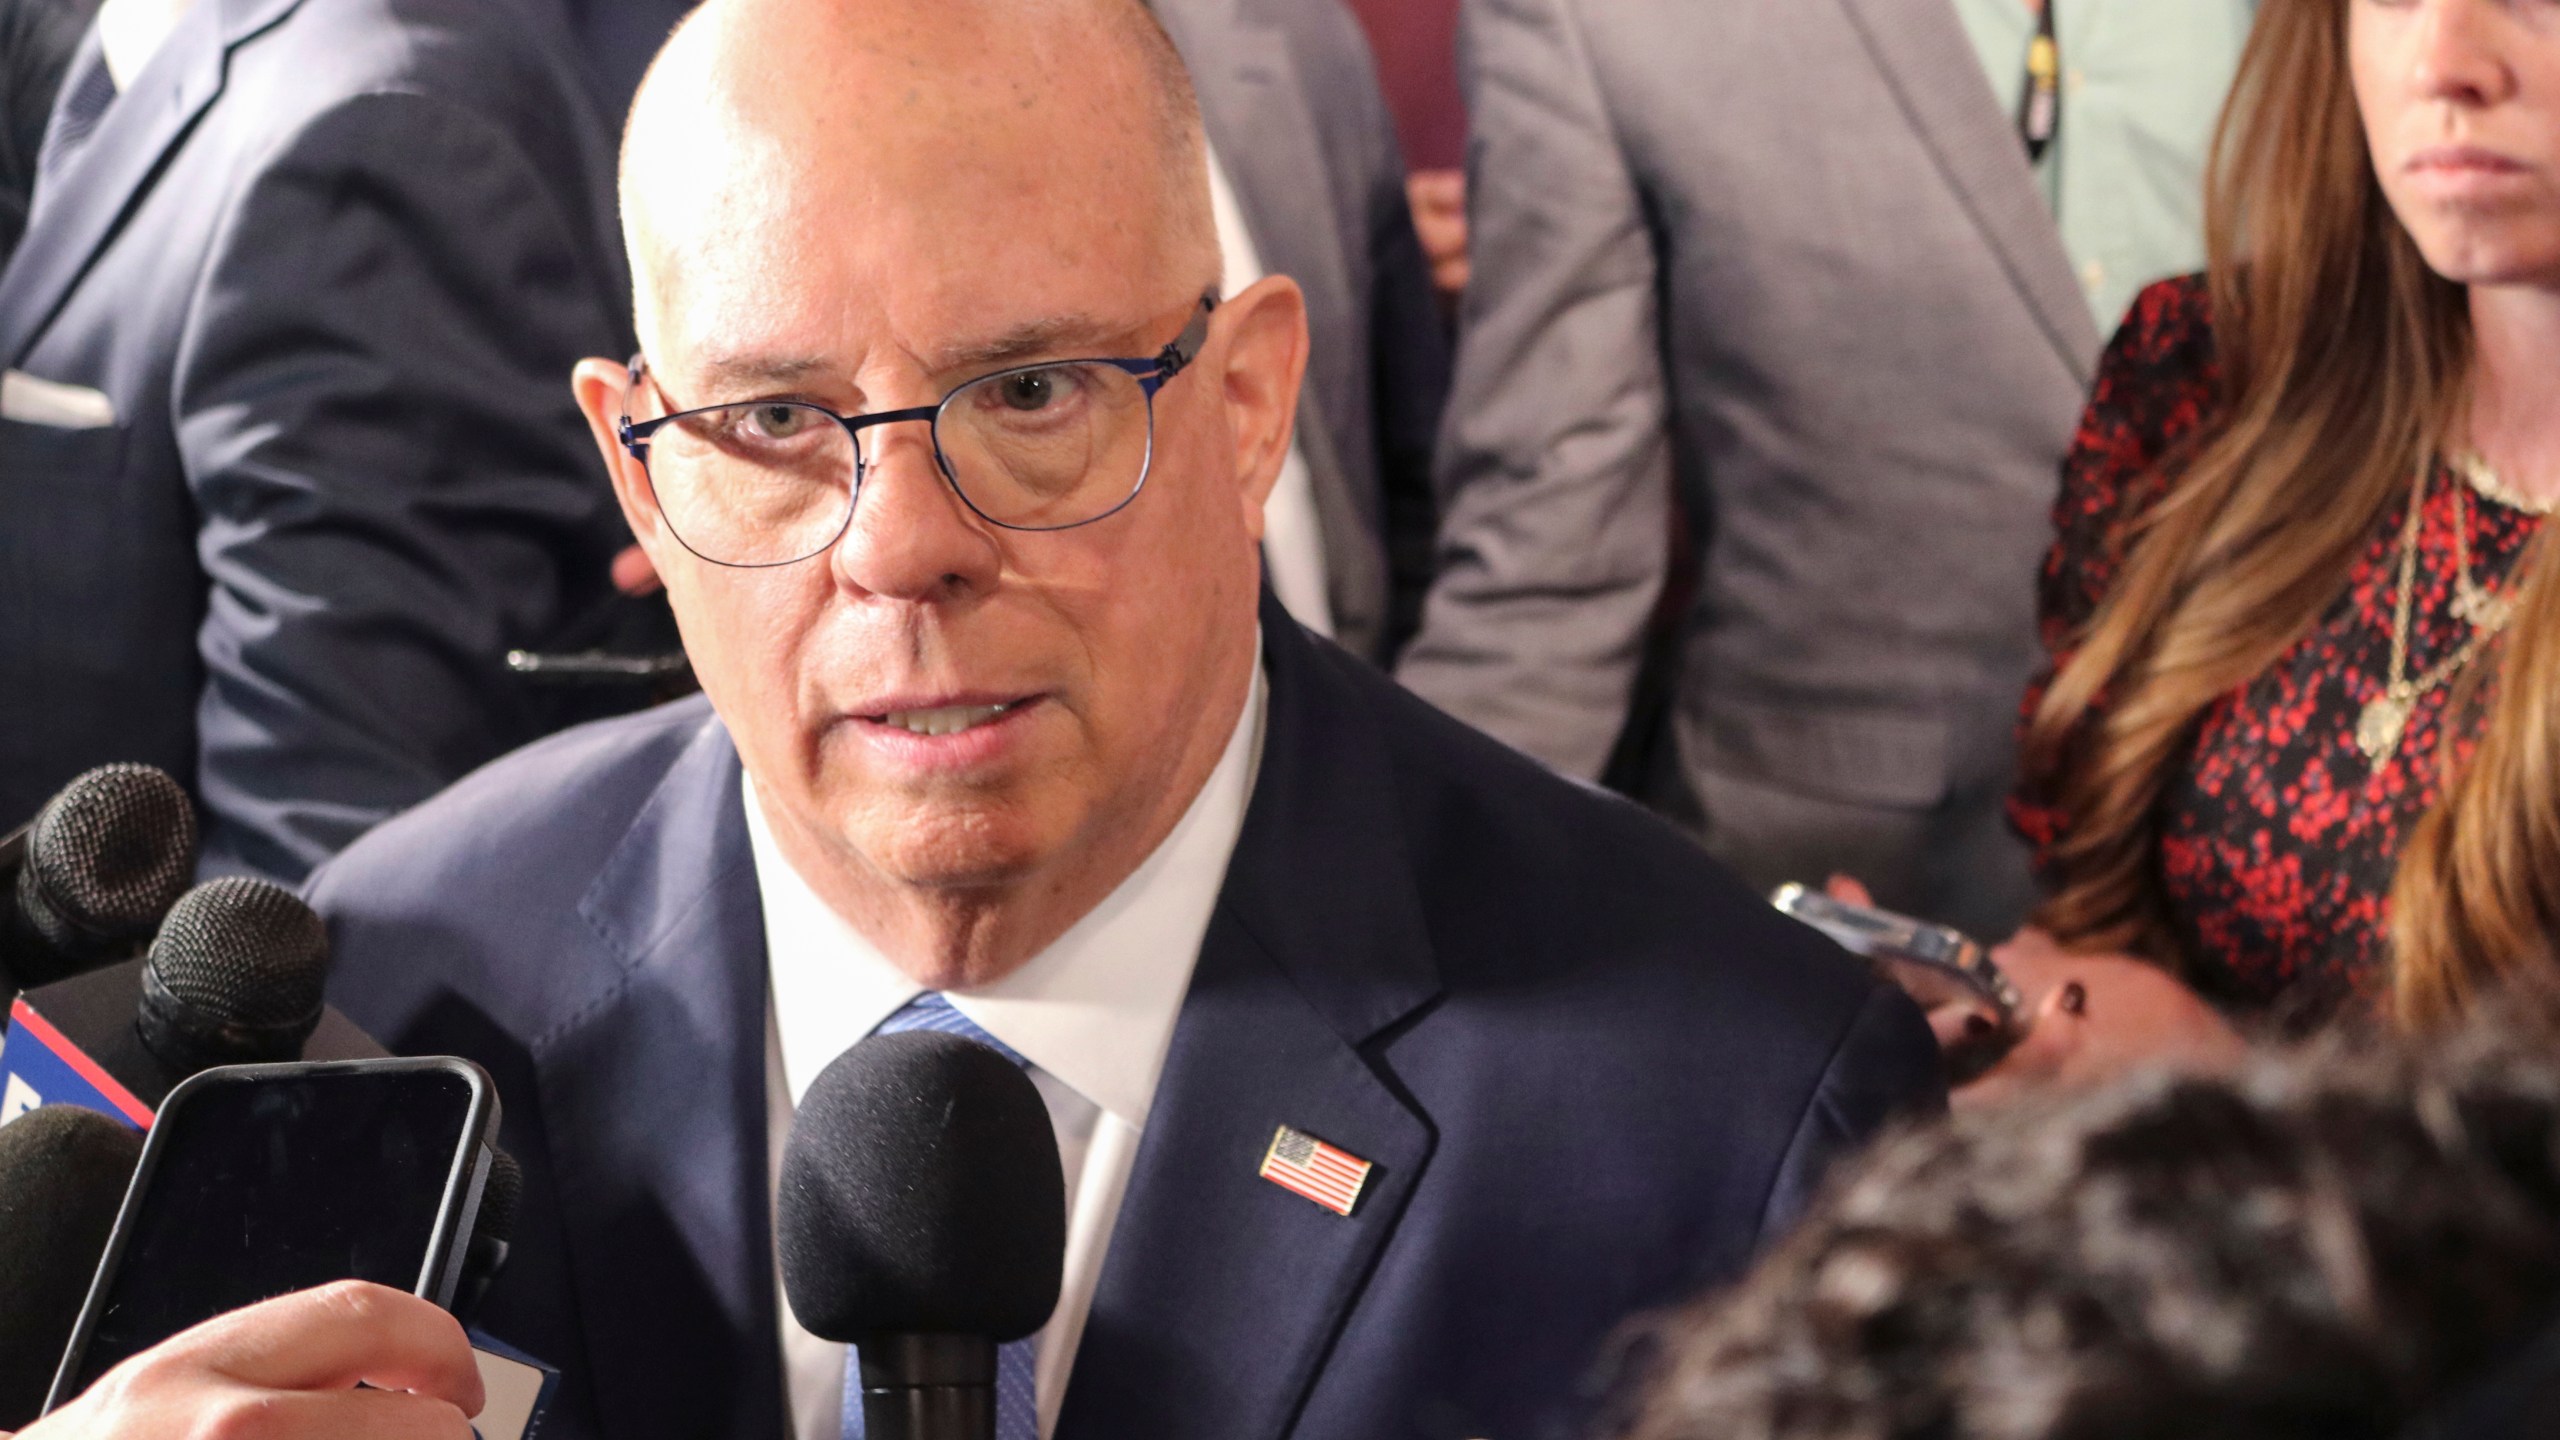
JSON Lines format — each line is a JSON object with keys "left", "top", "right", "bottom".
{"left": 688, "top": 354, "right": 836, "bottom": 393}
{"left": 928, "top": 315, "right": 1125, "bottom": 376}
{"left": 671, "top": 315, "right": 1131, "bottom": 399}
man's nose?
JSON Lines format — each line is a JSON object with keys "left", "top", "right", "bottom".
{"left": 828, "top": 419, "right": 1003, "bottom": 602}
{"left": 2411, "top": 0, "right": 2515, "bottom": 110}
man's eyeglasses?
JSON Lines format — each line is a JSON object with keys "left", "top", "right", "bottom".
{"left": 618, "top": 295, "right": 1217, "bottom": 568}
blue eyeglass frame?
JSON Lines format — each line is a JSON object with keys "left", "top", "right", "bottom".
{"left": 617, "top": 293, "right": 1220, "bottom": 565}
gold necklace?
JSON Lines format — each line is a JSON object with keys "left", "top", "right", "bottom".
{"left": 2455, "top": 451, "right": 2560, "bottom": 518}
{"left": 2355, "top": 463, "right": 2515, "bottom": 768}
{"left": 2453, "top": 454, "right": 2547, "bottom": 630}
{"left": 2451, "top": 473, "right": 2514, "bottom": 632}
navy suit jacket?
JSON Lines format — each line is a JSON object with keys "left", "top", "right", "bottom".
{"left": 0, "top": 0, "right": 629, "bottom": 880}
{"left": 313, "top": 596, "right": 1941, "bottom": 1440}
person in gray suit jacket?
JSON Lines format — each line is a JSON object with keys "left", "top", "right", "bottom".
{"left": 1152, "top": 0, "right": 1448, "bottom": 663}
{"left": 0, "top": 0, "right": 631, "bottom": 880}
{"left": 1396, "top": 0, "right": 2242, "bottom": 938}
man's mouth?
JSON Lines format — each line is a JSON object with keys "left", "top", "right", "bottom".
{"left": 867, "top": 700, "right": 1026, "bottom": 737}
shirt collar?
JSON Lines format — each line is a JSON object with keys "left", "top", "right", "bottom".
{"left": 751, "top": 637, "right": 1266, "bottom": 1129}
{"left": 97, "top": 0, "right": 192, "bottom": 90}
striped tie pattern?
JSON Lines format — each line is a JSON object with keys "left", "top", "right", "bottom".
{"left": 841, "top": 993, "right": 1042, "bottom": 1440}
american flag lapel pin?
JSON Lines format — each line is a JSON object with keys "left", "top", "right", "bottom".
{"left": 1259, "top": 1124, "right": 1372, "bottom": 1217}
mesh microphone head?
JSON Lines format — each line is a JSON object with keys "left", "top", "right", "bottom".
{"left": 777, "top": 1030, "right": 1066, "bottom": 1344}
{"left": 12, "top": 764, "right": 197, "bottom": 987}
{"left": 134, "top": 877, "right": 328, "bottom": 1074}
{"left": 450, "top": 1142, "right": 524, "bottom": 1322}
{"left": 452, "top": 1146, "right": 525, "bottom": 1326}
{"left": 475, "top": 1147, "right": 524, "bottom": 1248}
{"left": 0, "top": 1106, "right": 144, "bottom": 1427}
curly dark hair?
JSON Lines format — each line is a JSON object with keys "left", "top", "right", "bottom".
{"left": 1612, "top": 1020, "right": 2560, "bottom": 1440}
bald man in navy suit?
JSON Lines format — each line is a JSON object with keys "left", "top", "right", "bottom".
{"left": 564, "top": 0, "right": 1449, "bottom": 664}
{"left": 305, "top": 3, "right": 1942, "bottom": 1439}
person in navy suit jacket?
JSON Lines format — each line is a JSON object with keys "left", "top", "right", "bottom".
{"left": 0, "top": 0, "right": 630, "bottom": 881}
{"left": 301, "top": 2, "right": 1942, "bottom": 1439}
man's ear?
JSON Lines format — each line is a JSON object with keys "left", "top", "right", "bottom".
{"left": 1210, "top": 275, "right": 1310, "bottom": 541}
{"left": 572, "top": 357, "right": 674, "bottom": 555}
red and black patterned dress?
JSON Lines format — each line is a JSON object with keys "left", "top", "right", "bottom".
{"left": 2008, "top": 274, "right": 2542, "bottom": 1022}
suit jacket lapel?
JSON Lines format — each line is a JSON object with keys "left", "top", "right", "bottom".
{"left": 1058, "top": 598, "right": 1440, "bottom": 1440}
{"left": 539, "top": 713, "right": 784, "bottom": 1440}
{"left": 0, "top": 0, "right": 303, "bottom": 368}
{"left": 1832, "top": 0, "right": 2100, "bottom": 384}
{"left": 1156, "top": 0, "right": 1388, "bottom": 649}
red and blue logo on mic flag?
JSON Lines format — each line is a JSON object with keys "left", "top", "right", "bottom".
{"left": 0, "top": 996, "right": 151, "bottom": 1130}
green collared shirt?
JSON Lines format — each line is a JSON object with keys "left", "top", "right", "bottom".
{"left": 1952, "top": 0, "right": 2255, "bottom": 334}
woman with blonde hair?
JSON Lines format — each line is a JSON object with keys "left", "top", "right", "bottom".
{"left": 1952, "top": 0, "right": 2560, "bottom": 1092}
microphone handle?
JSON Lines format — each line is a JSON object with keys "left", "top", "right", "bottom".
{"left": 859, "top": 1385, "right": 993, "bottom": 1440}
{"left": 855, "top": 1334, "right": 997, "bottom": 1440}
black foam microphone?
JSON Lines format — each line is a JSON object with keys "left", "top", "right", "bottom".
{"left": 778, "top": 1031, "right": 1067, "bottom": 1440}
{"left": 2, "top": 878, "right": 380, "bottom": 1124}
{"left": 0, "top": 1105, "right": 144, "bottom": 1428}
{"left": 454, "top": 1146, "right": 523, "bottom": 1324}
{"left": 134, "top": 877, "right": 327, "bottom": 1074}
{"left": 1, "top": 765, "right": 198, "bottom": 997}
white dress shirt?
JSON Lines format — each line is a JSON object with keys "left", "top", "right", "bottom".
{"left": 755, "top": 650, "right": 1266, "bottom": 1440}
{"left": 1204, "top": 141, "right": 1333, "bottom": 640}
{"left": 97, "top": 0, "right": 192, "bottom": 88}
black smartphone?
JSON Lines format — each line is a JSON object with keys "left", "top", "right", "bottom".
{"left": 45, "top": 1057, "right": 498, "bottom": 1411}
{"left": 1769, "top": 883, "right": 2022, "bottom": 1023}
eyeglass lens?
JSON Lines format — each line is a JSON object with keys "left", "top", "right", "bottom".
{"left": 643, "top": 360, "right": 1156, "bottom": 567}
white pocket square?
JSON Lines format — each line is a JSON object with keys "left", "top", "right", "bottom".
{"left": 1, "top": 369, "right": 115, "bottom": 429}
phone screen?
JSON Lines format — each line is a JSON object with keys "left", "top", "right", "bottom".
{"left": 63, "top": 1065, "right": 482, "bottom": 1396}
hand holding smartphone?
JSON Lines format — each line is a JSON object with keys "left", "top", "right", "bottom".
{"left": 12, "top": 1282, "right": 485, "bottom": 1440}
{"left": 1770, "top": 883, "right": 2025, "bottom": 1083}
{"left": 44, "top": 1057, "right": 499, "bottom": 1414}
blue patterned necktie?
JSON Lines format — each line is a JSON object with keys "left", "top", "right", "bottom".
{"left": 841, "top": 993, "right": 1042, "bottom": 1440}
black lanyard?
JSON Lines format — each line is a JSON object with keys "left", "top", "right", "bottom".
{"left": 2019, "top": 0, "right": 2061, "bottom": 163}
